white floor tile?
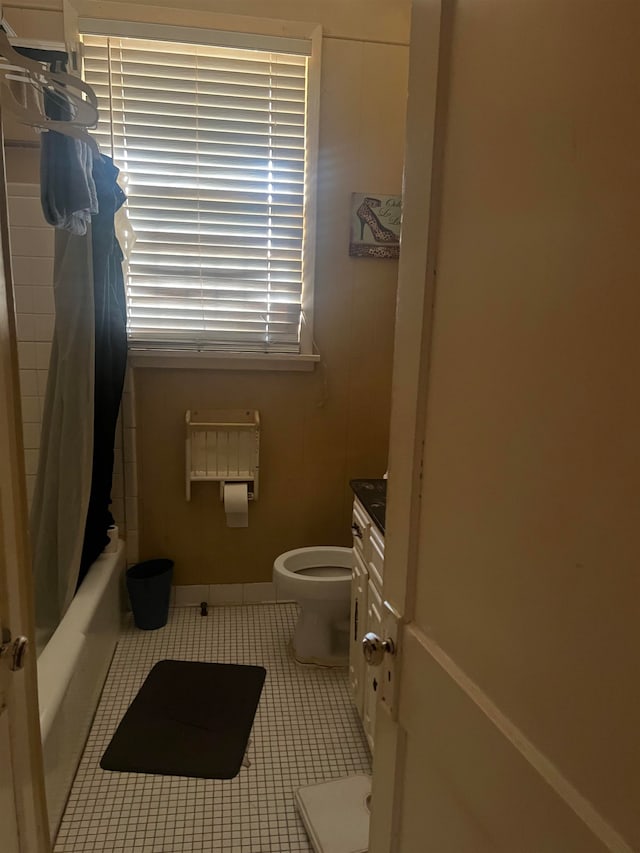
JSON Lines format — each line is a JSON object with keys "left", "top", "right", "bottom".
{"left": 53, "top": 603, "right": 370, "bottom": 853}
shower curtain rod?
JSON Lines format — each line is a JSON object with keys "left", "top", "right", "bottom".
{"left": 13, "top": 42, "right": 69, "bottom": 66}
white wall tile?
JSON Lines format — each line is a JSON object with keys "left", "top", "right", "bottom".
{"left": 243, "top": 581, "right": 277, "bottom": 603}
{"left": 125, "top": 532, "right": 139, "bottom": 565}
{"left": 10, "top": 226, "right": 55, "bottom": 257}
{"left": 113, "top": 417, "right": 123, "bottom": 451}
{"left": 8, "top": 196, "right": 46, "bottom": 227}
{"left": 32, "top": 286, "right": 55, "bottom": 315}
{"left": 123, "top": 428, "right": 136, "bottom": 463}
{"left": 111, "top": 468, "right": 124, "bottom": 499}
{"left": 25, "top": 475, "right": 36, "bottom": 503}
{"left": 17, "top": 341, "right": 37, "bottom": 369}
{"left": 7, "top": 184, "right": 39, "bottom": 198}
{"left": 276, "top": 588, "right": 296, "bottom": 603}
{"left": 121, "top": 374, "right": 137, "bottom": 548}
{"left": 35, "top": 342, "right": 52, "bottom": 370}
{"left": 36, "top": 370, "right": 49, "bottom": 397}
{"left": 122, "top": 390, "right": 136, "bottom": 428}
{"left": 110, "top": 498, "right": 125, "bottom": 530}
{"left": 124, "top": 462, "right": 138, "bottom": 497}
{"left": 19, "top": 369, "right": 38, "bottom": 396}
{"left": 174, "top": 585, "right": 209, "bottom": 607}
{"left": 208, "top": 583, "right": 243, "bottom": 605}
{"left": 9, "top": 184, "right": 54, "bottom": 514}
{"left": 16, "top": 313, "right": 36, "bottom": 341}
{"left": 24, "top": 448, "right": 39, "bottom": 476}
{"left": 12, "top": 256, "right": 54, "bottom": 287}
{"left": 13, "top": 285, "right": 34, "bottom": 314}
{"left": 112, "top": 442, "right": 126, "bottom": 542}
{"left": 22, "top": 422, "right": 41, "bottom": 450}
{"left": 125, "top": 496, "right": 138, "bottom": 530}
{"left": 123, "top": 368, "right": 135, "bottom": 394}
{"left": 21, "top": 396, "right": 40, "bottom": 423}
{"left": 34, "top": 314, "right": 54, "bottom": 341}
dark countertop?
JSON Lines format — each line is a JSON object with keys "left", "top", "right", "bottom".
{"left": 350, "top": 478, "right": 387, "bottom": 534}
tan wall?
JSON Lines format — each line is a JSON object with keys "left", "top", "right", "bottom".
{"left": 136, "top": 31, "right": 408, "bottom": 584}
{"left": 3, "top": 2, "right": 409, "bottom": 584}
{"left": 410, "top": 0, "right": 640, "bottom": 846}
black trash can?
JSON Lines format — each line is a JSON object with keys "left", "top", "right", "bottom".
{"left": 126, "top": 559, "right": 174, "bottom": 630}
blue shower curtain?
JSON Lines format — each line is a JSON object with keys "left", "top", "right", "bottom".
{"left": 30, "top": 216, "right": 95, "bottom": 639}
{"left": 31, "top": 99, "right": 127, "bottom": 640}
{"left": 79, "top": 156, "right": 127, "bottom": 582}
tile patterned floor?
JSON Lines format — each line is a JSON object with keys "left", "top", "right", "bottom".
{"left": 54, "top": 604, "right": 371, "bottom": 852}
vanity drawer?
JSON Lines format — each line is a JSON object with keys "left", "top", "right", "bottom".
{"left": 368, "top": 524, "right": 384, "bottom": 590}
{"left": 352, "top": 545, "right": 369, "bottom": 583}
{"left": 351, "top": 498, "right": 370, "bottom": 558}
{"left": 363, "top": 578, "right": 383, "bottom": 752}
{"left": 349, "top": 547, "right": 369, "bottom": 717}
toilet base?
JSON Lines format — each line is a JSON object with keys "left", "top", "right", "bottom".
{"left": 273, "top": 546, "right": 353, "bottom": 668}
{"left": 291, "top": 602, "right": 349, "bottom": 667}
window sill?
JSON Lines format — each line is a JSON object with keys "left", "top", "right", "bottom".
{"left": 128, "top": 349, "right": 320, "bottom": 372}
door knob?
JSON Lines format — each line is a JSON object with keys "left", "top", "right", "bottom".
{"left": 362, "top": 631, "right": 395, "bottom": 666}
{"left": 0, "top": 629, "right": 29, "bottom": 672}
{"left": 10, "top": 636, "right": 29, "bottom": 671}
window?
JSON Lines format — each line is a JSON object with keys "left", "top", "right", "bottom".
{"left": 81, "top": 25, "right": 318, "bottom": 355}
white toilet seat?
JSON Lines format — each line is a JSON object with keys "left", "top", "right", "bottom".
{"left": 273, "top": 547, "right": 352, "bottom": 602}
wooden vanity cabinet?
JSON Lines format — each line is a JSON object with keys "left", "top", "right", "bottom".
{"left": 349, "top": 496, "right": 385, "bottom": 753}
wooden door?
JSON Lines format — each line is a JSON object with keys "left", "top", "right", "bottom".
{"left": 0, "top": 586, "right": 20, "bottom": 853}
{"left": 369, "top": 1, "right": 639, "bottom": 851}
{"left": 0, "top": 111, "right": 50, "bottom": 852}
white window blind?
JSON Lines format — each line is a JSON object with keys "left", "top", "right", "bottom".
{"left": 82, "top": 34, "right": 310, "bottom": 353}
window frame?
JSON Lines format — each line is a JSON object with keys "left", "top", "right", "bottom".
{"left": 79, "top": 16, "right": 322, "bottom": 371}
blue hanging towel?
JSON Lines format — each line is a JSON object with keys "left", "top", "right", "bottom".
{"left": 40, "top": 89, "right": 98, "bottom": 235}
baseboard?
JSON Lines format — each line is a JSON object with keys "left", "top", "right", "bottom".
{"left": 172, "top": 582, "right": 294, "bottom": 607}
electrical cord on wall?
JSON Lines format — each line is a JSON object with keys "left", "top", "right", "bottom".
{"left": 311, "top": 333, "right": 328, "bottom": 409}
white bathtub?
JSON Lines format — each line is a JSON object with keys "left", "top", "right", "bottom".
{"left": 37, "top": 541, "right": 126, "bottom": 837}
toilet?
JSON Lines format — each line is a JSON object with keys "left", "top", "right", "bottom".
{"left": 273, "top": 546, "right": 352, "bottom": 666}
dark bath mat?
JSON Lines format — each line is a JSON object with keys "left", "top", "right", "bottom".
{"left": 100, "top": 659, "right": 266, "bottom": 779}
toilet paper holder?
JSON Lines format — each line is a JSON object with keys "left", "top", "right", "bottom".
{"left": 185, "top": 409, "right": 260, "bottom": 502}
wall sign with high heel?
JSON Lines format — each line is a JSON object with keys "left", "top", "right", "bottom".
{"left": 349, "top": 193, "right": 401, "bottom": 258}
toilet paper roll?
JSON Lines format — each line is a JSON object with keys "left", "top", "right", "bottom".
{"left": 223, "top": 482, "right": 249, "bottom": 528}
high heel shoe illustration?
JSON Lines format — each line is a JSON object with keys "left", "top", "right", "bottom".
{"left": 356, "top": 197, "right": 397, "bottom": 243}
